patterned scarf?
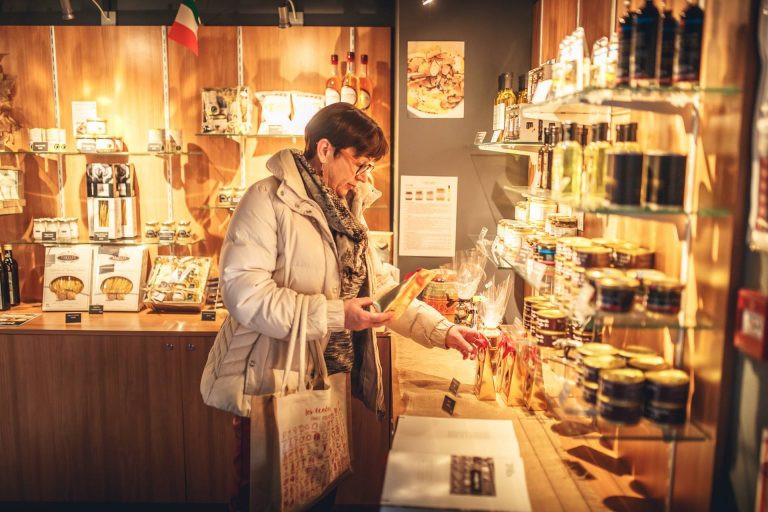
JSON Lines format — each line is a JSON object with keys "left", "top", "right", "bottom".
{"left": 292, "top": 151, "right": 368, "bottom": 375}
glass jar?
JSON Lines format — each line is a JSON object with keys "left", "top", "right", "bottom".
{"left": 218, "top": 186, "right": 233, "bottom": 206}
{"left": 144, "top": 220, "right": 160, "bottom": 239}
{"left": 33, "top": 218, "right": 44, "bottom": 240}
{"left": 515, "top": 200, "right": 529, "bottom": 221}
{"left": 68, "top": 218, "right": 79, "bottom": 240}
{"left": 159, "top": 221, "right": 176, "bottom": 240}
{"left": 552, "top": 215, "right": 578, "bottom": 237}
{"left": 232, "top": 186, "right": 246, "bottom": 204}
{"left": 528, "top": 197, "right": 557, "bottom": 222}
{"left": 177, "top": 220, "right": 192, "bottom": 240}
{"left": 57, "top": 218, "right": 71, "bottom": 239}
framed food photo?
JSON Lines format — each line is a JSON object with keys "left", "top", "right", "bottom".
{"left": 407, "top": 41, "right": 465, "bottom": 119}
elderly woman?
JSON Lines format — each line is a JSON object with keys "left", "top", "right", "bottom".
{"left": 201, "top": 103, "right": 480, "bottom": 510}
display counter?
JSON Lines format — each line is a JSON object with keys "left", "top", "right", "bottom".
{"left": 389, "top": 333, "right": 648, "bottom": 511}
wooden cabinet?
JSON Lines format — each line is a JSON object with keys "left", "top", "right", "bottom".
{"left": 0, "top": 328, "right": 233, "bottom": 504}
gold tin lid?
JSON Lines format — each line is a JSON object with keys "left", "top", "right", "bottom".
{"left": 537, "top": 309, "right": 567, "bottom": 320}
{"left": 576, "top": 246, "right": 612, "bottom": 256}
{"left": 585, "top": 268, "right": 626, "bottom": 281}
{"left": 178, "top": 219, "right": 191, "bottom": 226}
{"left": 626, "top": 269, "right": 667, "bottom": 282}
{"left": 601, "top": 368, "right": 645, "bottom": 385}
{"left": 560, "top": 237, "right": 592, "bottom": 247}
{"left": 530, "top": 301, "right": 555, "bottom": 311}
{"left": 616, "top": 246, "right": 654, "bottom": 257}
{"left": 86, "top": 118, "right": 106, "bottom": 122}
{"left": 645, "top": 369, "right": 690, "bottom": 387}
{"left": 160, "top": 221, "right": 175, "bottom": 227}
{"left": 145, "top": 220, "right": 159, "bottom": 226}
{"left": 597, "top": 277, "right": 640, "bottom": 290}
{"left": 618, "top": 345, "right": 657, "bottom": 359}
{"left": 647, "top": 278, "right": 684, "bottom": 292}
{"left": 524, "top": 295, "right": 550, "bottom": 304}
{"left": 629, "top": 355, "right": 669, "bottom": 372}
{"left": 582, "top": 355, "right": 626, "bottom": 371}
{"left": 583, "top": 381, "right": 599, "bottom": 391}
{"left": 578, "top": 343, "right": 617, "bottom": 357}
{"left": 537, "top": 329, "right": 568, "bottom": 336}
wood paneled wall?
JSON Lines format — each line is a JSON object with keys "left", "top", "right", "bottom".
{"left": 530, "top": 0, "right": 750, "bottom": 509}
{"left": 0, "top": 26, "right": 392, "bottom": 302}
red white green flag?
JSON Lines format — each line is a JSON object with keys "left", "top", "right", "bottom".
{"left": 168, "top": 0, "right": 201, "bottom": 56}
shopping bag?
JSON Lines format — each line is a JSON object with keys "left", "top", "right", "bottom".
{"left": 250, "top": 295, "right": 352, "bottom": 512}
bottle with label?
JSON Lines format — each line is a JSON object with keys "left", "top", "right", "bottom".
{"left": 2, "top": 245, "right": 19, "bottom": 307}
{"left": 325, "top": 54, "right": 341, "bottom": 106}
{"left": 674, "top": 0, "right": 704, "bottom": 86}
{"left": 357, "top": 54, "right": 372, "bottom": 110}
{"left": 658, "top": 7, "right": 678, "bottom": 86}
{"left": 616, "top": 1, "right": 635, "bottom": 87}
{"left": 614, "top": 122, "right": 641, "bottom": 152}
{"left": 513, "top": 75, "right": 528, "bottom": 140}
{"left": 631, "top": 0, "right": 662, "bottom": 87}
{"left": 0, "top": 254, "right": 9, "bottom": 311}
{"left": 537, "top": 126, "right": 552, "bottom": 190}
{"left": 341, "top": 52, "right": 359, "bottom": 105}
{"left": 494, "top": 73, "right": 515, "bottom": 133}
{"left": 584, "top": 123, "right": 611, "bottom": 203}
{"left": 552, "top": 122, "right": 583, "bottom": 198}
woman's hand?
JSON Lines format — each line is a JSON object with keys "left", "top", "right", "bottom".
{"left": 445, "top": 325, "right": 488, "bottom": 360}
{"left": 344, "top": 297, "right": 394, "bottom": 331}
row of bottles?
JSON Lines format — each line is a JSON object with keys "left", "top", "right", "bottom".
{"left": 325, "top": 52, "right": 372, "bottom": 110}
{"left": 0, "top": 245, "right": 20, "bottom": 311}
{"left": 492, "top": 73, "right": 532, "bottom": 141}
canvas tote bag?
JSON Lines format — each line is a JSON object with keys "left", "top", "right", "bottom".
{"left": 250, "top": 294, "right": 352, "bottom": 512}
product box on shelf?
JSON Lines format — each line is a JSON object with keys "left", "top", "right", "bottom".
{"left": 121, "top": 197, "right": 138, "bottom": 239}
{"left": 86, "top": 163, "right": 123, "bottom": 240}
{"left": 143, "top": 256, "right": 212, "bottom": 312}
{"left": 42, "top": 245, "right": 94, "bottom": 312}
{"left": 0, "top": 166, "right": 22, "bottom": 202}
{"left": 91, "top": 246, "right": 148, "bottom": 312}
{"left": 201, "top": 87, "right": 252, "bottom": 135}
{"left": 92, "top": 197, "right": 123, "bottom": 240}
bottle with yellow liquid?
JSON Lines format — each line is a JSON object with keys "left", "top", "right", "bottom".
{"left": 552, "top": 122, "right": 583, "bottom": 199}
{"left": 584, "top": 122, "right": 611, "bottom": 204}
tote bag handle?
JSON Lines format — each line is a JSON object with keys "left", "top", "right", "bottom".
{"left": 279, "top": 294, "right": 306, "bottom": 396}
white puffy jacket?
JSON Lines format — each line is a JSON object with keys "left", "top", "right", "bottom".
{"left": 200, "top": 149, "right": 453, "bottom": 417}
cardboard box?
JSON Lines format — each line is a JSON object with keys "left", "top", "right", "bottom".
{"left": 93, "top": 197, "right": 123, "bottom": 240}
{"left": 91, "top": 246, "right": 148, "bottom": 311}
{"left": 121, "top": 197, "right": 137, "bottom": 239}
{"left": 42, "top": 245, "right": 93, "bottom": 311}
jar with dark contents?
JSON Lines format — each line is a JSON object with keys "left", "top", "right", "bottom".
{"left": 628, "top": 355, "right": 668, "bottom": 372}
{"left": 536, "top": 308, "right": 568, "bottom": 332}
{"left": 597, "top": 395, "right": 642, "bottom": 425}
{"left": 627, "top": 269, "right": 667, "bottom": 305}
{"left": 536, "top": 237, "right": 557, "bottom": 263}
{"left": 606, "top": 151, "right": 644, "bottom": 206}
{"left": 574, "top": 246, "right": 612, "bottom": 268}
{"left": 617, "top": 344, "right": 657, "bottom": 361}
{"left": 583, "top": 382, "right": 599, "bottom": 405}
{"left": 645, "top": 278, "right": 684, "bottom": 315}
{"left": 614, "top": 246, "right": 655, "bottom": 269}
{"left": 552, "top": 215, "right": 579, "bottom": 237}
{"left": 582, "top": 354, "right": 626, "bottom": 385}
{"left": 643, "top": 152, "right": 687, "bottom": 208}
{"left": 596, "top": 277, "right": 640, "bottom": 313}
{"left": 644, "top": 369, "right": 690, "bottom": 405}
{"left": 599, "top": 368, "right": 645, "bottom": 402}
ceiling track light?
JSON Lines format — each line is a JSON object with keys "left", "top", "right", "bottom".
{"left": 59, "top": 0, "right": 116, "bottom": 24}
{"left": 278, "top": 0, "right": 304, "bottom": 28}
{"left": 60, "top": 0, "right": 75, "bottom": 20}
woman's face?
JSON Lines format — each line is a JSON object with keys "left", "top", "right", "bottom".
{"left": 315, "top": 140, "right": 375, "bottom": 197}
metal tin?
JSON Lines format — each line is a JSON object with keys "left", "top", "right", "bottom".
{"left": 644, "top": 152, "right": 687, "bottom": 208}
{"left": 644, "top": 400, "right": 687, "bottom": 425}
{"left": 627, "top": 269, "right": 668, "bottom": 304}
{"left": 644, "top": 369, "right": 690, "bottom": 404}
{"left": 606, "top": 151, "right": 644, "bottom": 206}
{"left": 614, "top": 247, "right": 655, "bottom": 269}
{"left": 536, "top": 238, "right": 557, "bottom": 263}
{"left": 628, "top": 355, "right": 668, "bottom": 372}
{"left": 557, "top": 237, "right": 592, "bottom": 262}
{"left": 583, "top": 382, "right": 599, "bottom": 405}
{"left": 572, "top": 327, "right": 603, "bottom": 344}
{"left": 423, "top": 276, "right": 458, "bottom": 319}
{"left": 536, "top": 309, "right": 568, "bottom": 332}
{"left": 585, "top": 268, "right": 626, "bottom": 288}
{"left": 577, "top": 342, "right": 617, "bottom": 359}
{"left": 599, "top": 368, "right": 645, "bottom": 401}
{"left": 597, "top": 395, "right": 643, "bottom": 425}
{"left": 536, "top": 329, "right": 567, "bottom": 347}
{"left": 596, "top": 277, "right": 640, "bottom": 313}
{"left": 528, "top": 197, "right": 557, "bottom": 222}
{"left": 582, "top": 354, "right": 626, "bottom": 384}
{"left": 645, "top": 278, "right": 684, "bottom": 315}
{"left": 515, "top": 201, "right": 529, "bottom": 221}
{"left": 617, "top": 344, "right": 657, "bottom": 360}
{"left": 574, "top": 246, "right": 612, "bottom": 268}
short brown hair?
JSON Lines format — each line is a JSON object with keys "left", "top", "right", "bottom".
{"left": 303, "top": 103, "right": 388, "bottom": 160}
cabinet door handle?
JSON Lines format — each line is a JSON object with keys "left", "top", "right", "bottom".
{"left": 163, "top": 343, "right": 175, "bottom": 352}
{"left": 186, "top": 343, "right": 196, "bottom": 352}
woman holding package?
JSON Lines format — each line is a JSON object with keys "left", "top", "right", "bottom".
{"left": 201, "top": 103, "right": 482, "bottom": 511}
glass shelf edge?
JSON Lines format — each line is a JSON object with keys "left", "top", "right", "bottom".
{"left": 9, "top": 239, "right": 202, "bottom": 247}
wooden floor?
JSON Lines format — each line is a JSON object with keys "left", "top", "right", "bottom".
{"left": 390, "top": 334, "right": 660, "bottom": 512}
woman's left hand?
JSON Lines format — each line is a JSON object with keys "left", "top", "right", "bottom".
{"left": 445, "top": 325, "right": 486, "bottom": 360}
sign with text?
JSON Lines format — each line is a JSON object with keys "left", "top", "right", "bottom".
{"left": 398, "top": 175, "right": 458, "bottom": 258}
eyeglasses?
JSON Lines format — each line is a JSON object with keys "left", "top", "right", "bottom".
{"left": 339, "top": 149, "right": 375, "bottom": 177}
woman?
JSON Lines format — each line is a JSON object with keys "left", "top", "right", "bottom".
{"left": 201, "top": 103, "right": 482, "bottom": 510}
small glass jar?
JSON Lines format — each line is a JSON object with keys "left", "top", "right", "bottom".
{"left": 596, "top": 277, "right": 640, "bottom": 313}
{"left": 68, "top": 218, "right": 79, "bottom": 240}
{"left": 645, "top": 278, "right": 684, "bottom": 315}
{"left": 33, "top": 218, "right": 45, "bottom": 240}
{"left": 528, "top": 197, "right": 557, "bottom": 222}
{"left": 232, "top": 186, "right": 246, "bottom": 204}
{"left": 43, "top": 218, "right": 57, "bottom": 234}
{"left": 552, "top": 215, "right": 579, "bottom": 237}
{"left": 57, "top": 218, "right": 71, "bottom": 239}
{"left": 218, "top": 186, "right": 233, "bottom": 206}
{"left": 159, "top": 221, "right": 176, "bottom": 240}
{"left": 536, "top": 238, "right": 557, "bottom": 263}
{"left": 144, "top": 220, "right": 160, "bottom": 239}
{"left": 514, "top": 201, "right": 529, "bottom": 221}
{"left": 177, "top": 220, "right": 192, "bottom": 240}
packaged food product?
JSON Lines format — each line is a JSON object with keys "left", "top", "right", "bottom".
{"left": 91, "top": 246, "right": 148, "bottom": 311}
{"left": 644, "top": 369, "right": 690, "bottom": 405}
{"left": 42, "top": 245, "right": 94, "bottom": 311}
{"left": 143, "top": 256, "right": 212, "bottom": 312}
{"left": 599, "top": 368, "right": 645, "bottom": 401}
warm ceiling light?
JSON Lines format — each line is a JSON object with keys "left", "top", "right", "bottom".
{"left": 422, "top": 0, "right": 435, "bottom": 5}
{"left": 60, "top": 0, "right": 75, "bottom": 20}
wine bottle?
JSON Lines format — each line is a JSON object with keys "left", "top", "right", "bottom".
{"left": 631, "top": 0, "right": 662, "bottom": 87}
{"left": 341, "top": 52, "right": 359, "bottom": 105}
{"left": 2, "top": 245, "right": 19, "bottom": 307}
{"left": 358, "top": 54, "right": 372, "bottom": 110}
{"left": 325, "top": 54, "right": 341, "bottom": 106}
{"left": 674, "top": 0, "right": 704, "bottom": 86}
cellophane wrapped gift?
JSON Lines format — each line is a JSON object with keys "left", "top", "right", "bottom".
{"left": 143, "top": 256, "right": 211, "bottom": 312}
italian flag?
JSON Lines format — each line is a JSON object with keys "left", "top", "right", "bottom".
{"left": 168, "top": 0, "right": 201, "bottom": 56}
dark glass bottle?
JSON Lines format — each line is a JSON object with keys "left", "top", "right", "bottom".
{"left": 631, "top": 0, "right": 662, "bottom": 87}
{"left": 658, "top": 8, "right": 678, "bottom": 86}
{"left": 0, "top": 257, "right": 9, "bottom": 311}
{"left": 538, "top": 127, "right": 552, "bottom": 190}
{"left": 616, "top": 1, "right": 635, "bottom": 87}
{"left": 3, "top": 245, "right": 19, "bottom": 307}
{"left": 675, "top": 0, "right": 704, "bottom": 86}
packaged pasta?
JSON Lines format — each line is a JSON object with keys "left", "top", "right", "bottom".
{"left": 42, "top": 245, "right": 94, "bottom": 311}
{"left": 91, "top": 246, "right": 148, "bottom": 311}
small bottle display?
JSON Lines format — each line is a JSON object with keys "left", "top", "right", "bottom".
{"left": 658, "top": 7, "right": 678, "bottom": 86}
{"left": 584, "top": 122, "right": 611, "bottom": 203}
{"left": 614, "top": 122, "right": 641, "bottom": 153}
{"left": 616, "top": 1, "right": 636, "bottom": 86}
{"left": 357, "top": 54, "right": 373, "bottom": 111}
{"left": 675, "top": 0, "right": 705, "bottom": 86}
{"left": 324, "top": 54, "right": 341, "bottom": 106}
{"left": 2, "top": 245, "right": 19, "bottom": 307}
{"left": 631, "top": 0, "right": 662, "bottom": 87}
{"left": 552, "top": 122, "right": 583, "bottom": 198}
{"left": 494, "top": 73, "right": 515, "bottom": 134}
{"left": 340, "top": 52, "right": 359, "bottom": 105}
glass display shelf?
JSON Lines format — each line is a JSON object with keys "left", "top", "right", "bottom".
{"left": 195, "top": 133, "right": 303, "bottom": 138}
{"left": 10, "top": 238, "right": 202, "bottom": 247}
{"left": 540, "top": 357, "right": 707, "bottom": 442}
{"left": 504, "top": 185, "right": 730, "bottom": 219}
{"left": 497, "top": 254, "right": 715, "bottom": 330}
{"left": 199, "top": 204, "right": 237, "bottom": 211}
{"left": 0, "top": 149, "right": 202, "bottom": 157}
{"left": 476, "top": 141, "right": 543, "bottom": 157}
{"left": 522, "top": 85, "right": 741, "bottom": 124}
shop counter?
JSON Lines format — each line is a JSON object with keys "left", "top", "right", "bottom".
{"left": 389, "top": 333, "right": 647, "bottom": 511}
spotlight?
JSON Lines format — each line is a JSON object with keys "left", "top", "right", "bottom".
{"left": 60, "top": 0, "right": 75, "bottom": 20}
{"left": 422, "top": 0, "right": 435, "bottom": 5}
{"left": 278, "top": 0, "right": 303, "bottom": 28}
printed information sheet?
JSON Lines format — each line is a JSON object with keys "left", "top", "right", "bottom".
{"left": 398, "top": 175, "right": 458, "bottom": 257}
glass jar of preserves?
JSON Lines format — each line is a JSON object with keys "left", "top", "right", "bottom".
{"left": 177, "top": 220, "right": 192, "bottom": 239}
{"left": 144, "top": 220, "right": 160, "bottom": 239}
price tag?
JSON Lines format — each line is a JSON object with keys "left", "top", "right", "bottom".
{"left": 159, "top": 232, "right": 174, "bottom": 242}
{"left": 490, "top": 130, "right": 502, "bottom": 143}
{"left": 65, "top": 312, "right": 82, "bottom": 324}
{"left": 31, "top": 142, "right": 48, "bottom": 152}
{"left": 449, "top": 378, "right": 461, "bottom": 396}
{"left": 147, "top": 143, "right": 164, "bottom": 152}
{"left": 88, "top": 304, "right": 104, "bottom": 315}
{"left": 42, "top": 232, "right": 57, "bottom": 241}
{"left": 94, "top": 232, "right": 109, "bottom": 242}
{"left": 201, "top": 310, "right": 217, "bottom": 321}
{"left": 474, "top": 131, "right": 487, "bottom": 145}
{"left": 441, "top": 395, "right": 457, "bottom": 416}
